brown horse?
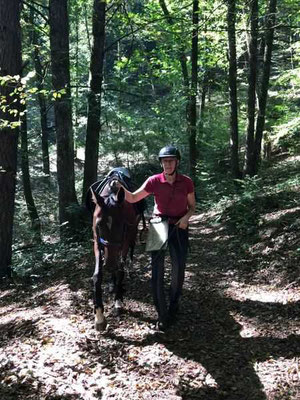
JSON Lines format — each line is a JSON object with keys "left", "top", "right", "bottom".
{"left": 87, "top": 170, "right": 145, "bottom": 331}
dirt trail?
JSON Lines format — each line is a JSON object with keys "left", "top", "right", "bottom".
{"left": 1, "top": 211, "right": 300, "bottom": 400}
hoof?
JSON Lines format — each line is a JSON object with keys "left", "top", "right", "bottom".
{"left": 113, "top": 299, "right": 123, "bottom": 316}
{"left": 108, "top": 283, "right": 115, "bottom": 293}
{"left": 95, "top": 319, "right": 107, "bottom": 331}
{"left": 112, "top": 306, "right": 123, "bottom": 316}
{"left": 155, "top": 320, "right": 169, "bottom": 332}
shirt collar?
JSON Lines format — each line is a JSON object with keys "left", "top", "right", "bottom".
{"left": 159, "top": 172, "right": 183, "bottom": 183}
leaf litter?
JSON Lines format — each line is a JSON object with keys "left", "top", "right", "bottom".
{"left": 1, "top": 208, "right": 300, "bottom": 400}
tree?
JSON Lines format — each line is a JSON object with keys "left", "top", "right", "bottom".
{"left": 49, "top": 0, "right": 78, "bottom": 235}
{"left": 20, "top": 106, "right": 42, "bottom": 242}
{"left": 244, "top": 0, "right": 259, "bottom": 176}
{"left": 188, "top": 0, "right": 199, "bottom": 180}
{"left": 82, "top": 0, "right": 106, "bottom": 202}
{"left": 29, "top": 7, "right": 50, "bottom": 176}
{"left": 158, "top": 0, "right": 199, "bottom": 179}
{"left": 0, "top": 0, "right": 22, "bottom": 277}
{"left": 227, "top": 0, "right": 242, "bottom": 179}
{"left": 253, "top": 0, "right": 277, "bottom": 173}
{"left": 231, "top": 0, "right": 277, "bottom": 177}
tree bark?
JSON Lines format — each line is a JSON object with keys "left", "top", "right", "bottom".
{"left": 0, "top": 0, "right": 22, "bottom": 277}
{"left": 188, "top": 0, "right": 199, "bottom": 181}
{"left": 244, "top": 0, "right": 259, "bottom": 176}
{"left": 82, "top": 0, "right": 106, "bottom": 202}
{"left": 49, "top": 0, "right": 78, "bottom": 235}
{"left": 20, "top": 109, "right": 42, "bottom": 242}
{"left": 253, "top": 0, "right": 277, "bottom": 172}
{"left": 30, "top": 9, "right": 50, "bottom": 176}
{"left": 198, "top": 72, "right": 208, "bottom": 144}
{"left": 227, "top": 0, "right": 242, "bottom": 179}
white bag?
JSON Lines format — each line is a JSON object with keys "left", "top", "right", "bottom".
{"left": 145, "top": 218, "right": 169, "bottom": 252}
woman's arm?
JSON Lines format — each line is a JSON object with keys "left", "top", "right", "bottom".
{"left": 122, "top": 181, "right": 150, "bottom": 203}
{"left": 176, "top": 191, "right": 196, "bottom": 229}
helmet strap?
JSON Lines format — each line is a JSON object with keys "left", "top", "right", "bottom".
{"left": 166, "top": 168, "right": 176, "bottom": 176}
{"left": 164, "top": 160, "right": 178, "bottom": 176}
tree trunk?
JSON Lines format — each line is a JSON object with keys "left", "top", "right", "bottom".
{"left": 158, "top": 0, "right": 198, "bottom": 179}
{"left": 198, "top": 72, "right": 208, "bottom": 144}
{"left": 227, "top": 0, "right": 242, "bottom": 179}
{"left": 20, "top": 109, "right": 42, "bottom": 242}
{"left": 49, "top": 0, "right": 78, "bottom": 235}
{"left": 74, "top": 3, "right": 80, "bottom": 157}
{"left": 188, "top": 0, "right": 199, "bottom": 181}
{"left": 158, "top": 0, "right": 190, "bottom": 124}
{"left": 253, "top": 0, "right": 277, "bottom": 172}
{"left": 30, "top": 9, "right": 50, "bottom": 176}
{"left": 244, "top": 0, "right": 259, "bottom": 176}
{"left": 82, "top": 0, "right": 106, "bottom": 202}
{"left": 0, "top": 0, "right": 22, "bottom": 278}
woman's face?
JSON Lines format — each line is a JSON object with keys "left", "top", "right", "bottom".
{"left": 161, "top": 157, "right": 178, "bottom": 175}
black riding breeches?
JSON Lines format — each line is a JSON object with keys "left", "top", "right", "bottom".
{"left": 151, "top": 224, "right": 189, "bottom": 322}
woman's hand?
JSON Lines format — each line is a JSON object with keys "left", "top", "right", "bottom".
{"left": 176, "top": 216, "right": 189, "bottom": 230}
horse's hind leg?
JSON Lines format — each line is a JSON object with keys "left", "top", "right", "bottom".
{"left": 129, "top": 242, "right": 135, "bottom": 266}
{"left": 122, "top": 226, "right": 137, "bottom": 277}
{"left": 113, "top": 267, "right": 125, "bottom": 316}
{"left": 92, "top": 254, "right": 107, "bottom": 331}
{"left": 108, "top": 274, "right": 116, "bottom": 293}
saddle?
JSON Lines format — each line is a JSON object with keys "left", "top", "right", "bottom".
{"left": 86, "top": 167, "right": 146, "bottom": 215}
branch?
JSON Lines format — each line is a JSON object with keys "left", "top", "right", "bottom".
{"left": 106, "top": 2, "right": 123, "bottom": 26}
{"left": 29, "top": 0, "right": 48, "bottom": 10}
{"left": 104, "top": 86, "right": 148, "bottom": 98}
{"left": 23, "top": 0, "right": 49, "bottom": 24}
{"left": 104, "top": 0, "right": 226, "bottom": 52}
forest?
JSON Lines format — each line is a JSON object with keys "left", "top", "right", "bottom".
{"left": 0, "top": 0, "right": 300, "bottom": 399}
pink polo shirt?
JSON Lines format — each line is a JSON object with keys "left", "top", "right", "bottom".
{"left": 144, "top": 172, "right": 194, "bottom": 218}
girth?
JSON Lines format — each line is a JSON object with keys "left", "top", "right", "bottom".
{"left": 99, "top": 237, "right": 123, "bottom": 248}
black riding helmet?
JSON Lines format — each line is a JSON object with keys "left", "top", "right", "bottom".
{"left": 158, "top": 145, "right": 181, "bottom": 161}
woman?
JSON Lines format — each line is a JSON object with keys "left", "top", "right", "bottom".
{"left": 121, "top": 145, "right": 195, "bottom": 330}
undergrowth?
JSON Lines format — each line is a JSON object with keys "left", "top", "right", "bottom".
{"left": 11, "top": 153, "right": 300, "bottom": 280}
{"left": 198, "top": 154, "right": 300, "bottom": 239}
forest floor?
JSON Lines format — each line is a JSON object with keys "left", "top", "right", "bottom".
{"left": 1, "top": 157, "right": 300, "bottom": 400}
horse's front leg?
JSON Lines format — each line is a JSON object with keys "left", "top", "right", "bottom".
{"left": 92, "top": 240, "right": 107, "bottom": 331}
{"left": 113, "top": 264, "right": 125, "bottom": 316}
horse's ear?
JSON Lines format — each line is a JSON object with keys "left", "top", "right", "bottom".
{"left": 117, "top": 187, "right": 125, "bottom": 203}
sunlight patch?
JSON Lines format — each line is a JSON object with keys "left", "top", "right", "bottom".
{"left": 212, "top": 234, "right": 233, "bottom": 242}
{"left": 0, "top": 306, "right": 45, "bottom": 325}
{"left": 255, "top": 357, "right": 300, "bottom": 398}
{"left": 261, "top": 206, "right": 300, "bottom": 223}
{"left": 239, "top": 323, "right": 260, "bottom": 338}
{"left": 135, "top": 343, "right": 173, "bottom": 367}
{"left": 226, "top": 285, "right": 300, "bottom": 304}
{"left": 45, "top": 317, "right": 78, "bottom": 336}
